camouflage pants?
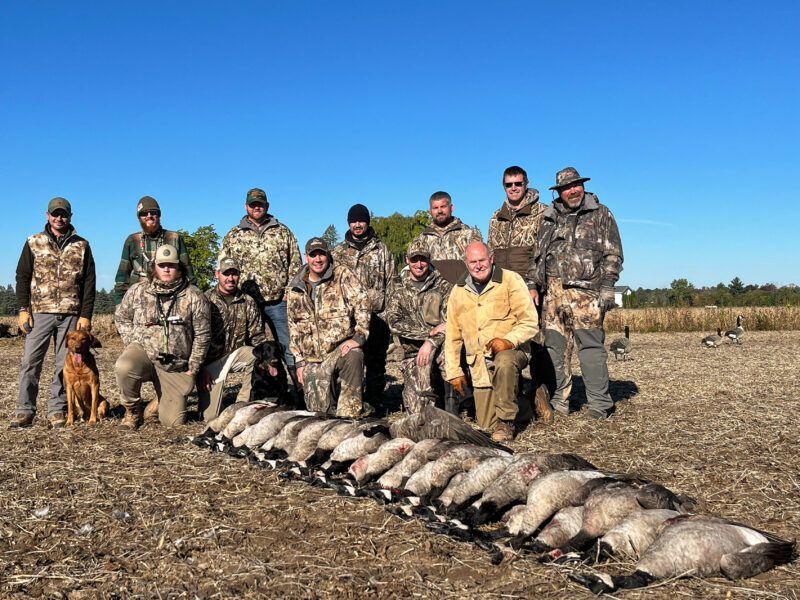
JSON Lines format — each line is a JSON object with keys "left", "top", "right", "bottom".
{"left": 399, "top": 346, "right": 446, "bottom": 414}
{"left": 302, "top": 344, "right": 366, "bottom": 417}
{"left": 542, "top": 279, "right": 612, "bottom": 414}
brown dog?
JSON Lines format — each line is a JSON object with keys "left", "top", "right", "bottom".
{"left": 63, "top": 329, "right": 109, "bottom": 425}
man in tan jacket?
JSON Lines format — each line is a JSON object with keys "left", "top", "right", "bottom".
{"left": 445, "top": 242, "right": 539, "bottom": 441}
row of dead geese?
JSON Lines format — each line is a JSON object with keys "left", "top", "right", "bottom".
{"left": 180, "top": 401, "right": 794, "bottom": 595}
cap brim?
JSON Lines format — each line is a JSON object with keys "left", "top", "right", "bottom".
{"left": 550, "top": 177, "right": 590, "bottom": 191}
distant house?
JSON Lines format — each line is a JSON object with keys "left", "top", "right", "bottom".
{"left": 614, "top": 285, "right": 632, "bottom": 308}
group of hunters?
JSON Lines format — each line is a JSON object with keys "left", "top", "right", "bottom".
{"left": 11, "top": 165, "right": 623, "bottom": 443}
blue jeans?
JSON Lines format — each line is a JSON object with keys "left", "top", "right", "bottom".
{"left": 264, "top": 300, "right": 295, "bottom": 367}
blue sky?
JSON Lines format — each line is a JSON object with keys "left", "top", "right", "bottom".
{"left": 2, "top": 1, "right": 798, "bottom": 292}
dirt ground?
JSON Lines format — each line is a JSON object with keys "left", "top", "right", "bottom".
{"left": 1, "top": 330, "right": 798, "bottom": 599}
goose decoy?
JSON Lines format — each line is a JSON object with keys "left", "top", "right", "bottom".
{"left": 701, "top": 328, "right": 725, "bottom": 348}
{"left": 725, "top": 315, "right": 745, "bottom": 344}
{"left": 610, "top": 326, "right": 631, "bottom": 361}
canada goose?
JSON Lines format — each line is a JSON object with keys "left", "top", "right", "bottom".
{"left": 725, "top": 314, "right": 745, "bottom": 344}
{"left": 233, "top": 410, "right": 320, "bottom": 450}
{"left": 610, "top": 326, "right": 632, "bottom": 360}
{"left": 569, "top": 515, "right": 796, "bottom": 593}
{"left": 435, "top": 455, "right": 514, "bottom": 514}
{"left": 404, "top": 443, "right": 509, "bottom": 498}
{"left": 388, "top": 404, "right": 509, "bottom": 450}
{"left": 347, "top": 438, "right": 416, "bottom": 484}
{"left": 580, "top": 508, "right": 680, "bottom": 563}
{"left": 701, "top": 328, "right": 725, "bottom": 348}
{"left": 375, "top": 438, "right": 444, "bottom": 491}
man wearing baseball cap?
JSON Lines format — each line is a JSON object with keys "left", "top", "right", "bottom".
{"left": 197, "top": 256, "right": 270, "bottom": 420}
{"left": 526, "top": 167, "right": 624, "bottom": 419}
{"left": 219, "top": 187, "right": 302, "bottom": 399}
{"left": 385, "top": 238, "right": 456, "bottom": 414}
{"left": 113, "top": 195, "right": 194, "bottom": 305}
{"left": 286, "top": 237, "right": 372, "bottom": 417}
{"left": 11, "top": 197, "right": 96, "bottom": 429}
{"left": 114, "top": 244, "right": 210, "bottom": 429}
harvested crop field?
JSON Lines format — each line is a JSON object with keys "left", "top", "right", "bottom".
{"left": 1, "top": 327, "right": 799, "bottom": 599}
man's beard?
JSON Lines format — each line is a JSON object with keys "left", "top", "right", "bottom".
{"left": 140, "top": 218, "right": 161, "bottom": 235}
{"left": 433, "top": 214, "right": 452, "bottom": 226}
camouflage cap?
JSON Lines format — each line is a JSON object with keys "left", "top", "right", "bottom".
{"left": 550, "top": 167, "right": 590, "bottom": 190}
{"left": 405, "top": 238, "right": 431, "bottom": 261}
{"left": 47, "top": 197, "right": 72, "bottom": 216}
{"left": 246, "top": 188, "right": 268, "bottom": 205}
{"left": 305, "top": 237, "right": 329, "bottom": 254}
{"left": 137, "top": 195, "right": 161, "bottom": 215}
{"left": 154, "top": 244, "right": 179, "bottom": 265}
{"left": 217, "top": 256, "right": 241, "bottom": 273}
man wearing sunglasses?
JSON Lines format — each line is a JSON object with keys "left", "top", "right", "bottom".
{"left": 526, "top": 167, "right": 623, "bottom": 420}
{"left": 113, "top": 195, "right": 194, "bottom": 306}
{"left": 11, "top": 197, "right": 96, "bottom": 429}
{"left": 410, "top": 191, "right": 483, "bottom": 285}
{"left": 488, "top": 165, "right": 553, "bottom": 425}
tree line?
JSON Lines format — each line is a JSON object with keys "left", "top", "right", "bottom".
{"left": 625, "top": 277, "right": 799, "bottom": 308}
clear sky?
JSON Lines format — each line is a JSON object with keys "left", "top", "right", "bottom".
{"left": 2, "top": 1, "right": 798, "bottom": 292}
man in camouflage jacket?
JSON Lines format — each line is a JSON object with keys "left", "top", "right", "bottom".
{"left": 113, "top": 195, "right": 194, "bottom": 305}
{"left": 114, "top": 244, "right": 211, "bottom": 428}
{"left": 287, "top": 237, "right": 372, "bottom": 417}
{"left": 488, "top": 165, "right": 553, "bottom": 423}
{"left": 331, "top": 203, "right": 395, "bottom": 403}
{"left": 410, "top": 191, "right": 484, "bottom": 285}
{"left": 11, "top": 197, "right": 96, "bottom": 429}
{"left": 197, "top": 257, "right": 270, "bottom": 421}
{"left": 385, "top": 239, "right": 454, "bottom": 415}
{"left": 219, "top": 187, "right": 302, "bottom": 382}
{"left": 526, "top": 167, "right": 623, "bottom": 419}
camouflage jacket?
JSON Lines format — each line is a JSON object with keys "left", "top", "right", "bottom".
{"left": 331, "top": 229, "right": 396, "bottom": 315}
{"left": 115, "top": 278, "right": 211, "bottom": 373}
{"left": 385, "top": 267, "right": 452, "bottom": 357}
{"left": 16, "top": 224, "right": 96, "bottom": 317}
{"left": 526, "top": 193, "right": 623, "bottom": 292}
{"left": 204, "top": 286, "right": 269, "bottom": 365}
{"left": 113, "top": 228, "right": 194, "bottom": 305}
{"left": 411, "top": 217, "right": 483, "bottom": 284}
{"left": 286, "top": 264, "right": 370, "bottom": 367}
{"left": 487, "top": 188, "right": 547, "bottom": 278}
{"left": 219, "top": 215, "right": 302, "bottom": 304}
{"left": 445, "top": 266, "right": 538, "bottom": 388}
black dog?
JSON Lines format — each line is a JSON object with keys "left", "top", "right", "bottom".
{"left": 250, "top": 341, "right": 290, "bottom": 404}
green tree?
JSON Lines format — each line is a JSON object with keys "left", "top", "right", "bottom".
{"left": 178, "top": 225, "right": 220, "bottom": 291}
{"left": 728, "top": 277, "right": 745, "bottom": 296}
{"left": 669, "top": 278, "right": 696, "bottom": 306}
{"left": 371, "top": 210, "right": 432, "bottom": 268}
{"left": 93, "top": 288, "right": 116, "bottom": 315}
{"left": 321, "top": 224, "right": 340, "bottom": 247}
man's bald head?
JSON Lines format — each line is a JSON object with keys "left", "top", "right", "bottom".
{"left": 465, "top": 242, "right": 493, "bottom": 284}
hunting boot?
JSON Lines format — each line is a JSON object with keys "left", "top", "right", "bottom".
{"left": 287, "top": 366, "right": 305, "bottom": 409}
{"left": 534, "top": 384, "right": 554, "bottom": 424}
{"left": 143, "top": 398, "right": 160, "bottom": 424}
{"left": 443, "top": 382, "right": 460, "bottom": 416}
{"left": 122, "top": 401, "right": 143, "bottom": 430}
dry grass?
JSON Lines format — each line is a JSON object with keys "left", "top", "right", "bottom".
{"left": 0, "top": 328, "right": 798, "bottom": 598}
{"left": 606, "top": 306, "right": 800, "bottom": 333}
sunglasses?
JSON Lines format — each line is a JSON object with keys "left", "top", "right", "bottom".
{"left": 504, "top": 181, "right": 525, "bottom": 189}
{"left": 139, "top": 210, "right": 161, "bottom": 217}
{"left": 51, "top": 211, "right": 70, "bottom": 219}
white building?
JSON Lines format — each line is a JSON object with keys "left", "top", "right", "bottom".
{"left": 614, "top": 285, "right": 632, "bottom": 308}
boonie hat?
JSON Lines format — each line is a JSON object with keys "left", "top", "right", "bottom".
{"left": 137, "top": 196, "right": 161, "bottom": 215}
{"left": 48, "top": 197, "right": 72, "bottom": 216}
{"left": 218, "top": 256, "right": 241, "bottom": 273}
{"left": 154, "top": 244, "right": 179, "bottom": 265}
{"left": 405, "top": 239, "right": 431, "bottom": 261}
{"left": 246, "top": 188, "right": 268, "bottom": 205}
{"left": 550, "top": 167, "right": 590, "bottom": 190}
{"left": 305, "top": 237, "right": 329, "bottom": 254}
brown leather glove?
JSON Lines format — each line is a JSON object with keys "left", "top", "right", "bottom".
{"left": 77, "top": 317, "right": 91, "bottom": 331}
{"left": 18, "top": 311, "right": 33, "bottom": 334}
{"left": 485, "top": 337, "right": 514, "bottom": 355}
{"left": 448, "top": 376, "right": 467, "bottom": 397}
